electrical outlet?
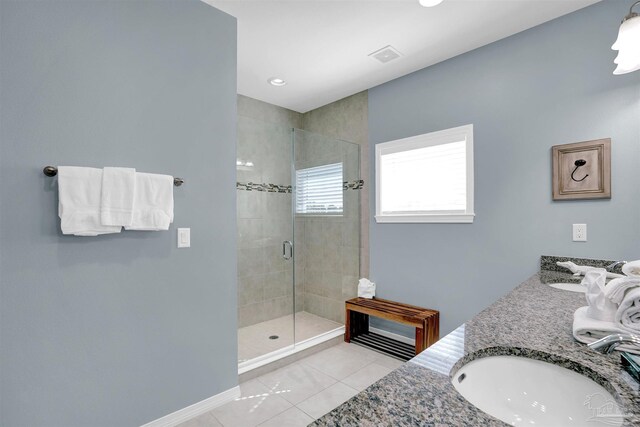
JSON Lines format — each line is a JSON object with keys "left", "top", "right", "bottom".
{"left": 573, "top": 224, "right": 587, "bottom": 242}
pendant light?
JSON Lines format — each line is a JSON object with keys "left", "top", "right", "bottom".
{"left": 419, "top": 0, "right": 444, "bottom": 7}
{"left": 612, "top": 1, "right": 640, "bottom": 75}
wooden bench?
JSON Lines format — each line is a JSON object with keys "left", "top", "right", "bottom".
{"left": 345, "top": 297, "right": 439, "bottom": 360}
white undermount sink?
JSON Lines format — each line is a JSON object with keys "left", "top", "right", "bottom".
{"left": 452, "top": 355, "right": 623, "bottom": 426}
{"left": 548, "top": 282, "right": 586, "bottom": 293}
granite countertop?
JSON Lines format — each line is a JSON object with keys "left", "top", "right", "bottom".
{"left": 312, "top": 272, "right": 640, "bottom": 426}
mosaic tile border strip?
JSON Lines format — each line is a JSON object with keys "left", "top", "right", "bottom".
{"left": 236, "top": 182, "right": 291, "bottom": 193}
{"left": 344, "top": 179, "right": 364, "bottom": 190}
{"left": 236, "top": 179, "right": 364, "bottom": 193}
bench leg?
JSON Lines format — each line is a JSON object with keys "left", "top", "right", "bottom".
{"left": 415, "top": 327, "right": 425, "bottom": 355}
{"left": 345, "top": 309, "right": 369, "bottom": 343}
{"left": 425, "top": 314, "right": 439, "bottom": 348}
{"left": 345, "top": 308, "right": 351, "bottom": 343}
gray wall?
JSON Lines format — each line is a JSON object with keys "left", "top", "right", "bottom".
{"left": 369, "top": 0, "right": 640, "bottom": 338}
{"left": 0, "top": 1, "right": 237, "bottom": 426}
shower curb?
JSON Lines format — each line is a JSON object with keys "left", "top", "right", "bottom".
{"left": 239, "top": 334, "right": 343, "bottom": 383}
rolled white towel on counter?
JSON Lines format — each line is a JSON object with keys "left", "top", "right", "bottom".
{"left": 622, "top": 260, "right": 640, "bottom": 277}
{"left": 616, "top": 287, "right": 640, "bottom": 334}
{"left": 556, "top": 261, "right": 623, "bottom": 279}
{"left": 604, "top": 276, "right": 640, "bottom": 304}
{"left": 583, "top": 269, "right": 618, "bottom": 322}
{"left": 573, "top": 306, "right": 640, "bottom": 355}
{"left": 357, "top": 278, "right": 376, "bottom": 299}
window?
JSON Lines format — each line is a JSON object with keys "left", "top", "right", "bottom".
{"left": 295, "top": 162, "right": 343, "bottom": 215}
{"left": 375, "top": 124, "right": 474, "bottom": 223}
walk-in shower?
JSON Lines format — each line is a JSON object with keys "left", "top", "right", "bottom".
{"left": 237, "top": 116, "right": 361, "bottom": 369}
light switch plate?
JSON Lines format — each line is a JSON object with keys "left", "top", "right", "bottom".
{"left": 177, "top": 228, "right": 190, "bottom": 248}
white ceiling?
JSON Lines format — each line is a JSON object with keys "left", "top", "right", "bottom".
{"left": 204, "top": 0, "right": 600, "bottom": 113}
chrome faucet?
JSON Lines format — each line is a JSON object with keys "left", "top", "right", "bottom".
{"left": 606, "top": 260, "right": 627, "bottom": 271}
{"left": 588, "top": 333, "right": 640, "bottom": 354}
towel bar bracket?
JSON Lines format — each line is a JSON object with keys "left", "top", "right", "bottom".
{"left": 43, "top": 166, "right": 57, "bottom": 177}
{"left": 43, "top": 166, "right": 184, "bottom": 186}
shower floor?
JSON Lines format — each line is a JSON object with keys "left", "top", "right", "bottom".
{"left": 238, "top": 311, "right": 342, "bottom": 363}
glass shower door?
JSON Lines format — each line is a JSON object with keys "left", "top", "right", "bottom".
{"left": 292, "top": 129, "right": 360, "bottom": 345}
{"left": 237, "top": 119, "right": 361, "bottom": 368}
{"left": 237, "top": 116, "right": 295, "bottom": 365}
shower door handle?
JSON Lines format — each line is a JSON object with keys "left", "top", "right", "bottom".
{"left": 282, "top": 241, "right": 293, "bottom": 260}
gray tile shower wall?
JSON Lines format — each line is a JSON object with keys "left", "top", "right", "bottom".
{"left": 294, "top": 135, "right": 361, "bottom": 324}
{"left": 302, "top": 92, "right": 369, "bottom": 278}
{"left": 237, "top": 93, "right": 368, "bottom": 327}
{"left": 237, "top": 96, "right": 302, "bottom": 327}
{"left": 300, "top": 92, "right": 368, "bottom": 324}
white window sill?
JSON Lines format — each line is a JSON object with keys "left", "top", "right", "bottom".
{"left": 375, "top": 213, "right": 475, "bottom": 223}
{"left": 295, "top": 213, "right": 344, "bottom": 217}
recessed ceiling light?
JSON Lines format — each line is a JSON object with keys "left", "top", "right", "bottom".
{"left": 268, "top": 77, "right": 286, "bottom": 86}
{"left": 419, "top": 0, "right": 444, "bottom": 7}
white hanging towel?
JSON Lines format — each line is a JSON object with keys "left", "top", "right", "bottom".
{"left": 125, "top": 172, "right": 174, "bottom": 231}
{"left": 100, "top": 167, "right": 136, "bottom": 226}
{"left": 57, "top": 166, "right": 122, "bottom": 236}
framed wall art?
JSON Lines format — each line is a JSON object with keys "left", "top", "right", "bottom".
{"left": 552, "top": 138, "right": 611, "bottom": 200}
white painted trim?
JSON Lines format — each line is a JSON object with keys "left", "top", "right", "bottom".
{"left": 238, "top": 326, "right": 345, "bottom": 375}
{"left": 375, "top": 124, "right": 475, "bottom": 224}
{"left": 369, "top": 327, "right": 416, "bottom": 345}
{"left": 375, "top": 213, "right": 475, "bottom": 223}
{"left": 140, "top": 385, "right": 240, "bottom": 427}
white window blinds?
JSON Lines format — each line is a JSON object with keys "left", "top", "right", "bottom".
{"left": 295, "top": 162, "right": 343, "bottom": 215}
{"left": 375, "top": 123, "right": 474, "bottom": 223}
{"left": 380, "top": 140, "right": 466, "bottom": 214}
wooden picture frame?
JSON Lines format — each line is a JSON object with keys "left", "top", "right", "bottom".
{"left": 552, "top": 139, "right": 611, "bottom": 200}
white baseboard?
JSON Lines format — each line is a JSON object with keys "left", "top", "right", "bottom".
{"left": 141, "top": 385, "right": 240, "bottom": 427}
{"left": 369, "top": 327, "right": 415, "bottom": 345}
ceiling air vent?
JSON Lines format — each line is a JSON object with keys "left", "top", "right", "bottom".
{"left": 368, "top": 45, "right": 402, "bottom": 64}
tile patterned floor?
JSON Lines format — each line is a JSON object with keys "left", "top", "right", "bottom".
{"left": 238, "top": 312, "right": 343, "bottom": 363}
{"left": 179, "top": 343, "right": 404, "bottom": 427}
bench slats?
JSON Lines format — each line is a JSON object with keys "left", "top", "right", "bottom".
{"left": 346, "top": 297, "right": 438, "bottom": 326}
{"left": 345, "top": 297, "right": 439, "bottom": 356}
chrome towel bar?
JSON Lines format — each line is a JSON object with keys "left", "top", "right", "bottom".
{"left": 43, "top": 166, "right": 184, "bottom": 187}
